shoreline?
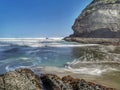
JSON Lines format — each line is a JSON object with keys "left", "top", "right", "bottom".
{"left": 32, "top": 65, "right": 120, "bottom": 89}
{"left": 0, "top": 68, "right": 118, "bottom": 90}
{"left": 64, "top": 37, "right": 120, "bottom": 46}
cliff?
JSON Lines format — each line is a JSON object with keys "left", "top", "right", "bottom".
{"left": 71, "top": 0, "right": 120, "bottom": 38}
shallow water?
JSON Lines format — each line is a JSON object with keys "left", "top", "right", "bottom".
{"left": 0, "top": 38, "right": 120, "bottom": 89}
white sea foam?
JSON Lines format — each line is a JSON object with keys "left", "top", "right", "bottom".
{"left": 66, "top": 60, "right": 80, "bottom": 65}
{"left": 66, "top": 59, "right": 120, "bottom": 65}
{"left": 48, "top": 44, "right": 98, "bottom": 47}
{"left": 31, "top": 65, "right": 119, "bottom": 76}
{"left": 0, "top": 37, "right": 63, "bottom": 42}
{"left": 65, "top": 58, "right": 120, "bottom": 75}
{"left": 19, "top": 57, "right": 30, "bottom": 60}
{"left": 0, "top": 38, "right": 64, "bottom": 47}
{"left": 5, "top": 65, "right": 31, "bottom": 72}
{"left": 26, "top": 43, "right": 98, "bottom": 48}
{"left": 5, "top": 64, "right": 119, "bottom": 76}
{"left": 0, "top": 38, "right": 99, "bottom": 48}
{"left": 64, "top": 66, "right": 118, "bottom": 75}
{"left": 5, "top": 61, "right": 40, "bottom": 72}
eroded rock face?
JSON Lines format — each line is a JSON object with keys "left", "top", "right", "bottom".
{"left": 72, "top": 0, "right": 120, "bottom": 38}
{"left": 0, "top": 68, "right": 42, "bottom": 90}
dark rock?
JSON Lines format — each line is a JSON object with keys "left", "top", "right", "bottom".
{"left": 71, "top": 0, "right": 120, "bottom": 38}
{"left": 40, "top": 74, "right": 72, "bottom": 90}
{"left": 62, "top": 75, "right": 117, "bottom": 90}
{"left": 41, "top": 74, "right": 117, "bottom": 90}
{"left": 0, "top": 75, "right": 4, "bottom": 90}
{"left": 0, "top": 68, "right": 42, "bottom": 90}
{"left": 64, "top": 37, "right": 120, "bottom": 45}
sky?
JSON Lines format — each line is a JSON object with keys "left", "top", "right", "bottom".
{"left": 0, "top": 0, "right": 92, "bottom": 38}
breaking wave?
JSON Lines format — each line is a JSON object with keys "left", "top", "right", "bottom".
{"left": 64, "top": 66, "right": 118, "bottom": 75}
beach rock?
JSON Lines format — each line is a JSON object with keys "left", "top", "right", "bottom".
{"left": 64, "top": 37, "right": 120, "bottom": 45}
{"left": 62, "top": 75, "right": 116, "bottom": 90}
{"left": 0, "top": 68, "right": 42, "bottom": 90}
{"left": 40, "top": 74, "right": 72, "bottom": 90}
{"left": 70, "top": 0, "right": 120, "bottom": 38}
{"left": 0, "top": 75, "right": 4, "bottom": 89}
{"left": 0, "top": 68, "right": 117, "bottom": 90}
{"left": 41, "top": 74, "right": 116, "bottom": 90}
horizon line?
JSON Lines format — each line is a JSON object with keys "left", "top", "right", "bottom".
{"left": 0, "top": 37, "right": 64, "bottom": 39}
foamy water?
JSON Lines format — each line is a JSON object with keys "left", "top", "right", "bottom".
{"left": 0, "top": 38, "right": 119, "bottom": 89}
{"left": 0, "top": 38, "right": 119, "bottom": 77}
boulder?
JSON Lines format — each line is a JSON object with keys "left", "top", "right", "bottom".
{"left": 0, "top": 68, "right": 42, "bottom": 90}
{"left": 40, "top": 74, "right": 72, "bottom": 90}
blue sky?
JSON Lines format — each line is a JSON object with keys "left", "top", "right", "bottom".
{"left": 0, "top": 0, "right": 92, "bottom": 38}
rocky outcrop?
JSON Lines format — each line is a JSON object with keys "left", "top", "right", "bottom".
{"left": 62, "top": 75, "right": 115, "bottom": 90}
{"left": 41, "top": 74, "right": 116, "bottom": 90}
{"left": 71, "top": 0, "right": 120, "bottom": 38}
{"left": 0, "top": 68, "right": 117, "bottom": 90}
{"left": 0, "top": 68, "right": 42, "bottom": 90}
{"left": 40, "top": 74, "right": 72, "bottom": 90}
{"left": 64, "top": 37, "right": 120, "bottom": 45}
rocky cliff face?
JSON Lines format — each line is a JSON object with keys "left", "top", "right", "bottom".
{"left": 72, "top": 0, "right": 120, "bottom": 38}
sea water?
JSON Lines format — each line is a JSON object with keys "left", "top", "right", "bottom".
{"left": 0, "top": 38, "right": 120, "bottom": 89}
{"left": 0, "top": 38, "right": 97, "bottom": 74}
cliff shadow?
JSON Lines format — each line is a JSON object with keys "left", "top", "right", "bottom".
{"left": 73, "top": 28, "right": 120, "bottom": 38}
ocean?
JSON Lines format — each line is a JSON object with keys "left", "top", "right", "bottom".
{"left": 0, "top": 38, "right": 120, "bottom": 89}
{"left": 0, "top": 38, "right": 96, "bottom": 74}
